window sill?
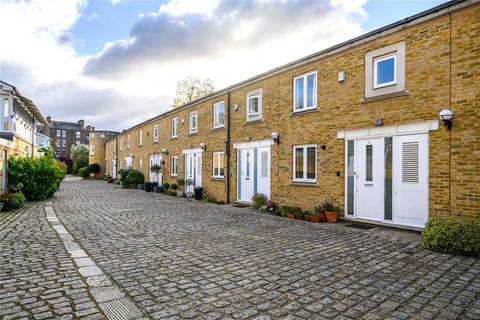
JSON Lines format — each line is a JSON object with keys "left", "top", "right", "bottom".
{"left": 171, "top": 137, "right": 178, "bottom": 140}
{"left": 153, "top": 141, "right": 159, "bottom": 144}
{"left": 289, "top": 108, "right": 319, "bottom": 116}
{"left": 361, "top": 90, "right": 410, "bottom": 103}
{"left": 188, "top": 132, "right": 198, "bottom": 136}
{"left": 244, "top": 119, "right": 263, "bottom": 125}
{"left": 289, "top": 181, "right": 320, "bottom": 187}
{"left": 212, "top": 126, "right": 225, "bottom": 132}
{"left": 170, "top": 175, "right": 178, "bottom": 178}
{"left": 211, "top": 177, "right": 225, "bottom": 181}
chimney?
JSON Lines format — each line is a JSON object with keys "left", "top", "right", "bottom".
{"left": 91, "top": 126, "right": 95, "bottom": 132}
{"left": 77, "top": 119, "right": 85, "bottom": 128}
{"left": 86, "top": 125, "right": 91, "bottom": 132}
{"left": 46, "top": 116, "right": 51, "bottom": 124}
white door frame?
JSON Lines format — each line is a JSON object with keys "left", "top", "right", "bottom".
{"left": 183, "top": 148, "right": 203, "bottom": 193}
{"left": 338, "top": 120, "right": 438, "bottom": 228}
{"left": 112, "top": 158, "right": 117, "bottom": 179}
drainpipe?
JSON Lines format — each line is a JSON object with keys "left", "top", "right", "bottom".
{"left": 31, "top": 116, "right": 35, "bottom": 157}
{"left": 226, "top": 91, "right": 231, "bottom": 204}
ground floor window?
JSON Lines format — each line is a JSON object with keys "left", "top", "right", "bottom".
{"left": 212, "top": 152, "right": 224, "bottom": 178}
{"left": 171, "top": 156, "right": 178, "bottom": 176}
{"left": 293, "top": 144, "right": 316, "bottom": 182}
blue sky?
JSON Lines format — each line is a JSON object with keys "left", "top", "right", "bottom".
{"left": 0, "top": 0, "right": 450, "bottom": 131}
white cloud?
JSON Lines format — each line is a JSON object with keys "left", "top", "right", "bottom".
{"left": 0, "top": 0, "right": 368, "bottom": 131}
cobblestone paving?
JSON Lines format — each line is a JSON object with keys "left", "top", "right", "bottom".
{"left": 0, "top": 202, "right": 104, "bottom": 319}
{"left": 3, "top": 179, "right": 480, "bottom": 320}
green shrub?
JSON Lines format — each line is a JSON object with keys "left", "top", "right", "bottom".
{"left": 202, "top": 193, "right": 217, "bottom": 203}
{"left": 251, "top": 193, "right": 267, "bottom": 209}
{"left": 8, "top": 154, "right": 66, "bottom": 201}
{"left": 422, "top": 216, "right": 480, "bottom": 254}
{"left": 87, "top": 163, "right": 101, "bottom": 175}
{"left": 170, "top": 183, "right": 178, "bottom": 190}
{"left": 119, "top": 169, "right": 145, "bottom": 189}
{"left": 78, "top": 167, "right": 89, "bottom": 179}
{"left": 163, "top": 182, "right": 170, "bottom": 190}
{"left": 1, "top": 191, "right": 26, "bottom": 212}
{"left": 280, "top": 205, "right": 292, "bottom": 216}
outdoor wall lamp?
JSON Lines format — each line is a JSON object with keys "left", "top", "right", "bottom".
{"left": 439, "top": 109, "right": 453, "bottom": 130}
{"left": 162, "top": 148, "right": 169, "bottom": 155}
{"left": 200, "top": 142, "right": 206, "bottom": 151}
{"left": 271, "top": 132, "right": 279, "bottom": 144}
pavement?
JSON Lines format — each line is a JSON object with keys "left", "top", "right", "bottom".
{"left": 1, "top": 178, "right": 479, "bottom": 319}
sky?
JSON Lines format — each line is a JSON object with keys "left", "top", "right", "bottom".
{"left": 0, "top": 0, "right": 447, "bottom": 131}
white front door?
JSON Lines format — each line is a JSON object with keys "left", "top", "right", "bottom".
{"left": 149, "top": 154, "right": 162, "bottom": 183}
{"left": 185, "top": 152, "right": 202, "bottom": 193}
{"left": 112, "top": 159, "right": 117, "bottom": 179}
{"left": 356, "top": 138, "right": 385, "bottom": 222}
{"left": 393, "top": 134, "right": 429, "bottom": 228}
{"left": 238, "top": 147, "right": 270, "bottom": 203}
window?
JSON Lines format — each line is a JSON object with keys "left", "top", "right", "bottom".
{"left": 56, "top": 139, "right": 61, "bottom": 147}
{"left": 153, "top": 125, "right": 158, "bottom": 143}
{"left": 171, "top": 117, "right": 178, "bottom": 138}
{"left": 366, "top": 144, "right": 373, "bottom": 181}
{"left": 76, "top": 140, "right": 80, "bottom": 146}
{"left": 138, "top": 130, "right": 143, "bottom": 146}
{"left": 374, "top": 54, "right": 396, "bottom": 88}
{"left": 293, "top": 145, "right": 316, "bottom": 182}
{"left": 189, "top": 111, "right": 197, "bottom": 134}
{"left": 246, "top": 89, "right": 262, "bottom": 121}
{"left": 293, "top": 71, "right": 317, "bottom": 112}
{"left": 3, "top": 98, "right": 8, "bottom": 131}
{"left": 212, "top": 152, "right": 224, "bottom": 178}
{"left": 119, "top": 137, "right": 123, "bottom": 151}
{"left": 62, "top": 130, "right": 66, "bottom": 138}
{"left": 90, "top": 146, "right": 95, "bottom": 155}
{"left": 213, "top": 101, "right": 225, "bottom": 129}
{"left": 56, "top": 129, "right": 61, "bottom": 137}
{"left": 138, "top": 158, "right": 143, "bottom": 171}
{"left": 127, "top": 135, "right": 131, "bottom": 149}
{"left": 76, "top": 131, "right": 81, "bottom": 139}
{"left": 365, "top": 41, "right": 405, "bottom": 99}
{"left": 171, "top": 156, "right": 178, "bottom": 176}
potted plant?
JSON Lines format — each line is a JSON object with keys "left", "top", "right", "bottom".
{"left": 322, "top": 200, "right": 338, "bottom": 223}
{"left": 280, "top": 205, "right": 291, "bottom": 217}
{"left": 261, "top": 200, "right": 277, "bottom": 214}
{"left": 150, "top": 164, "right": 162, "bottom": 175}
{"left": 154, "top": 185, "right": 164, "bottom": 193}
{"left": 294, "top": 208, "right": 304, "bottom": 220}
{"left": 170, "top": 183, "right": 178, "bottom": 196}
{"left": 288, "top": 206, "right": 300, "bottom": 219}
{"left": 251, "top": 193, "right": 267, "bottom": 210}
{"left": 304, "top": 210, "right": 311, "bottom": 222}
{"left": 186, "top": 179, "right": 194, "bottom": 197}
{"left": 163, "top": 182, "right": 170, "bottom": 195}
{"left": 311, "top": 205, "right": 326, "bottom": 223}
{"left": 177, "top": 179, "right": 185, "bottom": 196}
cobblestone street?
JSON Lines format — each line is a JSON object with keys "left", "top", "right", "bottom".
{"left": 1, "top": 179, "right": 480, "bottom": 319}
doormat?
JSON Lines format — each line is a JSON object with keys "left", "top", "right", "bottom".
{"left": 345, "top": 223, "right": 376, "bottom": 230}
{"left": 232, "top": 203, "right": 251, "bottom": 208}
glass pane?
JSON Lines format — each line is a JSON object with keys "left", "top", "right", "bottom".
{"left": 384, "top": 137, "right": 393, "bottom": 220}
{"left": 249, "top": 96, "right": 258, "bottom": 114}
{"left": 307, "top": 74, "right": 315, "bottom": 107}
{"left": 261, "top": 151, "right": 268, "bottom": 178}
{"left": 295, "top": 148, "right": 303, "bottom": 179}
{"left": 246, "top": 151, "right": 250, "bottom": 177}
{"left": 295, "top": 78, "right": 304, "bottom": 109}
{"left": 347, "top": 140, "right": 354, "bottom": 215}
{"left": 218, "top": 103, "right": 224, "bottom": 126}
{"left": 306, "top": 147, "right": 316, "bottom": 180}
{"left": 219, "top": 153, "right": 224, "bottom": 177}
{"left": 366, "top": 144, "right": 373, "bottom": 181}
{"left": 376, "top": 56, "right": 395, "bottom": 85}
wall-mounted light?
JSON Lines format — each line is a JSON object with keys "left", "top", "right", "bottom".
{"left": 181, "top": 117, "right": 185, "bottom": 125}
{"left": 439, "top": 109, "right": 453, "bottom": 130}
{"left": 271, "top": 132, "right": 279, "bottom": 144}
{"left": 162, "top": 148, "right": 169, "bottom": 155}
{"left": 200, "top": 142, "right": 206, "bottom": 151}
{"left": 338, "top": 71, "right": 346, "bottom": 83}
{"left": 234, "top": 103, "right": 239, "bottom": 112}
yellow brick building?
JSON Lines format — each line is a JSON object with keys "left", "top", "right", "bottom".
{"left": 100, "top": 1, "right": 479, "bottom": 229}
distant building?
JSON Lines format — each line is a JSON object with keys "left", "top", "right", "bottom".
{"left": 46, "top": 117, "right": 92, "bottom": 161}
{"left": 0, "top": 80, "right": 49, "bottom": 191}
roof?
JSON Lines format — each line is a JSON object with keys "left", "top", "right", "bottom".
{"left": 119, "top": 0, "right": 470, "bottom": 135}
{"left": 0, "top": 80, "right": 49, "bottom": 126}
{"left": 49, "top": 120, "right": 85, "bottom": 130}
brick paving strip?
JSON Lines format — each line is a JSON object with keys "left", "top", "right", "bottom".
{"left": 44, "top": 202, "right": 149, "bottom": 320}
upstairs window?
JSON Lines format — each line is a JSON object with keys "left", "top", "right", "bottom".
{"left": 171, "top": 117, "right": 178, "bottom": 138}
{"left": 153, "top": 125, "right": 158, "bottom": 143}
{"left": 127, "top": 135, "right": 131, "bottom": 149}
{"left": 374, "top": 54, "right": 396, "bottom": 88}
{"left": 90, "top": 145, "right": 95, "bottom": 155}
{"left": 56, "top": 129, "right": 61, "bottom": 137}
{"left": 213, "top": 101, "right": 225, "bottom": 129}
{"left": 3, "top": 98, "right": 8, "bottom": 131}
{"left": 62, "top": 130, "right": 67, "bottom": 138}
{"left": 293, "top": 71, "right": 317, "bottom": 112}
{"left": 246, "top": 89, "right": 262, "bottom": 122}
{"left": 138, "top": 130, "right": 143, "bottom": 146}
{"left": 76, "top": 131, "right": 81, "bottom": 139}
{"left": 189, "top": 111, "right": 197, "bottom": 134}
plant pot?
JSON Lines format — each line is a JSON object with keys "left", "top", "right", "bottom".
{"left": 325, "top": 211, "right": 338, "bottom": 223}
{"left": 177, "top": 191, "right": 184, "bottom": 197}
{"left": 138, "top": 184, "right": 145, "bottom": 190}
{"left": 309, "top": 215, "right": 323, "bottom": 223}
{"left": 287, "top": 213, "right": 295, "bottom": 219}
{"left": 295, "top": 214, "right": 304, "bottom": 220}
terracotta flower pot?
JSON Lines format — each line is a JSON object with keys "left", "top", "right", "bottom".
{"left": 287, "top": 213, "right": 296, "bottom": 219}
{"left": 325, "top": 211, "right": 338, "bottom": 223}
{"left": 309, "top": 215, "right": 322, "bottom": 223}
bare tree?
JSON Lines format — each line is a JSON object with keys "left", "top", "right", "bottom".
{"left": 172, "top": 76, "right": 214, "bottom": 108}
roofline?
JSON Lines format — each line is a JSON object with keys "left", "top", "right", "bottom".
{"left": 115, "top": 0, "right": 474, "bottom": 135}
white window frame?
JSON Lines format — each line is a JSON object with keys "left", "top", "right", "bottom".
{"left": 90, "top": 145, "right": 95, "bottom": 156}
{"left": 213, "top": 101, "right": 225, "bottom": 129}
{"left": 76, "top": 131, "right": 81, "bottom": 139}
{"left": 127, "top": 135, "right": 131, "bottom": 149}
{"left": 138, "top": 158, "right": 143, "bottom": 171}
{"left": 293, "top": 71, "right": 317, "bottom": 112}
{"left": 171, "top": 156, "right": 178, "bottom": 176}
{"left": 212, "top": 152, "right": 224, "bottom": 178}
{"left": 189, "top": 111, "right": 198, "bottom": 134}
{"left": 119, "top": 137, "right": 123, "bottom": 151}
{"left": 373, "top": 53, "right": 397, "bottom": 89}
{"left": 246, "top": 89, "right": 262, "bottom": 121}
{"left": 153, "top": 125, "right": 158, "bottom": 143}
{"left": 292, "top": 144, "right": 317, "bottom": 182}
{"left": 138, "top": 130, "right": 143, "bottom": 146}
{"left": 62, "top": 130, "right": 67, "bottom": 138}
{"left": 56, "top": 129, "right": 61, "bottom": 137}
{"left": 171, "top": 117, "right": 178, "bottom": 138}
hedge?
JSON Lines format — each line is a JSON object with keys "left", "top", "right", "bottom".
{"left": 119, "top": 169, "right": 144, "bottom": 189}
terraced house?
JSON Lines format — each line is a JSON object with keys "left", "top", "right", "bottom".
{"left": 97, "top": 0, "right": 479, "bottom": 229}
